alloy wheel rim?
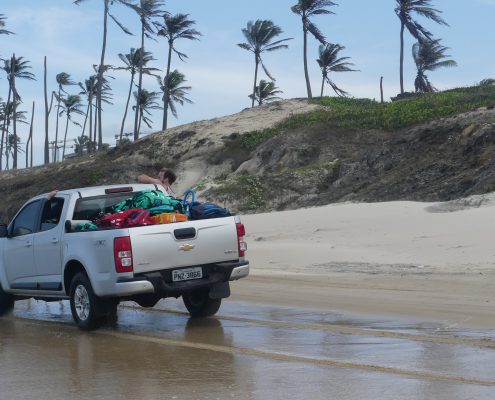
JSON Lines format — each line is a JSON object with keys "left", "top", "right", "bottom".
{"left": 74, "top": 284, "right": 90, "bottom": 321}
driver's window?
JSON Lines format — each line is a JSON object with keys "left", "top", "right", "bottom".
{"left": 41, "top": 198, "right": 65, "bottom": 232}
{"left": 11, "top": 200, "right": 41, "bottom": 237}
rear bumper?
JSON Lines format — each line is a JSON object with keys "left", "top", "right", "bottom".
{"left": 114, "top": 280, "right": 155, "bottom": 296}
{"left": 118, "top": 260, "right": 249, "bottom": 299}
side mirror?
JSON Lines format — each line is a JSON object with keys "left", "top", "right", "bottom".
{"left": 0, "top": 224, "right": 9, "bottom": 238}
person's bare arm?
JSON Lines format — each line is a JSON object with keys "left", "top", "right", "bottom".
{"left": 137, "top": 174, "right": 161, "bottom": 185}
{"left": 47, "top": 190, "right": 58, "bottom": 200}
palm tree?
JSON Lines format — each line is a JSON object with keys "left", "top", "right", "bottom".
{"left": 78, "top": 75, "right": 97, "bottom": 151}
{"left": 0, "top": 55, "right": 35, "bottom": 170}
{"left": 316, "top": 43, "right": 357, "bottom": 97}
{"left": 5, "top": 133, "right": 23, "bottom": 170}
{"left": 78, "top": 72, "right": 113, "bottom": 152}
{"left": 0, "top": 14, "right": 13, "bottom": 35}
{"left": 291, "top": 0, "right": 336, "bottom": 99}
{"left": 60, "top": 95, "right": 84, "bottom": 160}
{"left": 74, "top": 135, "right": 90, "bottom": 155}
{"left": 74, "top": 0, "right": 133, "bottom": 152}
{"left": 115, "top": 47, "right": 159, "bottom": 141}
{"left": 238, "top": 20, "right": 291, "bottom": 108}
{"left": 54, "top": 72, "right": 75, "bottom": 162}
{"left": 132, "top": 89, "right": 161, "bottom": 136}
{"left": 249, "top": 80, "right": 283, "bottom": 106}
{"left": 128, "top": 0, "right": 165, "bottom": 141}
{"left": 395, "top": 0, "right": 448, "bottom": 94}
{"left": 412, "top": 39, "right": 456, "bottom": 93}
{"left": 157, "top": 70, "right": 192, "bottom": 124}
{"left": 0, "top": 100, "right": 26, "bottom": 170}
{"left": 157, "top": 13, "right": 201, "bottom": 130}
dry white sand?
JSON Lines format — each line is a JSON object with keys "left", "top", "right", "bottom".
{"left": 230, "top": 195, "right": 495, "bottom": 329}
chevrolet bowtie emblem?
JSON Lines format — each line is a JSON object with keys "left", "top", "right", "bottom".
{"left": 179, "top": 244, "right": 195, "bottom": 252}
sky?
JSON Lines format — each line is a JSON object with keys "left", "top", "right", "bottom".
{"left": 1, "top": 0, "right": 495, "bottom": 167}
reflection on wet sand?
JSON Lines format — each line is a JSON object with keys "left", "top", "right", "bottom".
{"left": 0, "top": 299, "right": 494, "bottom": 400}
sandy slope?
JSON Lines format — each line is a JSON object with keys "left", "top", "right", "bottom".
{"left": 230, "top": 195, "right": 495, "bottom": 329}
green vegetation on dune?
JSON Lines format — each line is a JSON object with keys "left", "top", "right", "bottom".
{"left": 236, "top": 85, "right": 495, "bottom": 150}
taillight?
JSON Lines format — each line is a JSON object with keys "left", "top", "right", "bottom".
{"left": 114, "top": 236, "right": 133, "bottom": 273}
{"left": 236, "top": 223, "right": 247, "bottom": 258}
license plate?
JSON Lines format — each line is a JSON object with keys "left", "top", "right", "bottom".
{"left": 172, "top": 267, "right": 203, "bottom": 282}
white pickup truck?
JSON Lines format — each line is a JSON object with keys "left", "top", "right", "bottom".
{"left": 0, "top": 184, "right": 249, "bottom": 330}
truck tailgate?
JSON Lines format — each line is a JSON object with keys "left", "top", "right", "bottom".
{"left": 129, "top": 217, "right": 239, "bottom": 274}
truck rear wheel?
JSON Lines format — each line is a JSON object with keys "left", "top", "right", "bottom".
{"left": 69, "top": 273, "right": 105, "bottom": 331}
{"left": 0, "top": 285, "right": 14, "bottom": 316}
{"left": 183, "top": 288, "right": 221, "bottom": 317}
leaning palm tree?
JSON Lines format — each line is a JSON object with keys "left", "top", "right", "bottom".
{"left": 60, "top": 95, "right": 85, "bottom": 160}
{"left": 291, "top": 0, "right": 336, "bottom": 99}
{"left": 157, "top": 13, "right": 201, "bottom": 131}
{"left": 78, "top": 75, "right": 97, "bottom": 150}
{"left": 127, "top": 0, "right": 165, "bottom": 141}
{"left": 316, "top": 43, "right": 357, "bottom": 97}
{"left": 395, "top": 0, "right": 448, "bottom": 94}
{"left": 0, "top": 55, "right": 35, "bottom": 170}
{"left": 238, "top": 20, "right": 291, "bottom": 108}
{"left": 249, "top": 80, "right": 283, "bottom": 106}
{"left": 0, "top": 14, "right": 13, "bottom": 35}
{"left": 132, "top": 89, "right": 161, "bottom": 136}
{"left": 157, "top": 70, "right": 192, "bottom": 126}
{"left": 412, "top": 39, "right": 457, "bottom": 93}
{"left": 54, "top": 72, "right": 75, "bottom": 162}
{"left": 74, "top": 0, "right": 133, "bottom": 152}
{"left": 115, "top": 47, "right": 159, "bottom": 141}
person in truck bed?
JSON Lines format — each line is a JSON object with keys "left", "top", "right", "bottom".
{"left": 137, "top": 168, "right": 177, "bottom": 197}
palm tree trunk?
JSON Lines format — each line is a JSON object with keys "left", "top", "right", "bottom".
{"left": 251, "top": 54, "right": 259, "bottom": 108}
{"left": 0, "top": 86, "right": 12, "bottom": 171}
{"left": 43, "top": 56, "right": 50, "bottom": 164}
{"left": 320, "top": 75, "right": 325, "bottom": 98}
{"left": 399, "top": 22, "right": 405, "bottom": 94}
{"left": 380, "top": 76, "right": 384, "bottom": 103}
{"left": 97, "top": 0, "right": 109, "bottom": 151}
{"left": 137, "top": 109, "right": 142, "bottom": 136}
{"left": 93, "top": 101, "right": 98, "bottom": 150}
{"left": 302, "top": 21, "right": 312, "bottom": 99}
{"left": 62, "top": 113, "right": 69, "bottom": 160}
{"left": 55, "top": 86, "right": 61, "bottom": 162}
{"left": 162, "top": 42, "right": 173, "bottom": 131}
{"left": 81, "top": 102, "right": 90, "bottom": 137}
{"left": 120, "top": 72, "right": 135, "bottom": 142}
{"left": 12, "top": 55, "right": 17, "bottom": 170}
{"left": 26, "top": 101, "right": 34, "bottom": 168}
{"left": 88, "top": 93, "right": 93, "bottom": 151}
{"left": 134, "top": 23, "right": 145, "bottom": 140}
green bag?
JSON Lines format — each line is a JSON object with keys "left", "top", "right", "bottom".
{"left": 131, "top": 190, "right": 172, "bottom": 209}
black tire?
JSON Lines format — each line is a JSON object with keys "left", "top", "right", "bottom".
{"left": 0, "top": 284, "right": 14, "bottom": 317}
{"left": 183, "top": 288, "right": 221, "bottom": 318}
{"left": 134, "top": 294, "right": 161, "bottom": 308}
{"left": 69, "top": 272, "right": 105, "bottom": 331}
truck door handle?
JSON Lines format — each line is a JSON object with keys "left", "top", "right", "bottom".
{"left": 51, "top": 239, "right": 59, "bottom": 244}
{"left": 25, "top": 241, "right": 32, "bottom": 247}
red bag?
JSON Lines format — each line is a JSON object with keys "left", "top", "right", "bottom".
{"left": 97, "top": 209, "right": 152, "bottom": 228}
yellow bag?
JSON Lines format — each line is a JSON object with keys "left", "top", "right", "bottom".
{"left": 150, "top": 213, "right": 188, "bottom": 224}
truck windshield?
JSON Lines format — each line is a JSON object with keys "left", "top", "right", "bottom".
{"left": 72, "top": 192, "right": 138, "bottom": 221}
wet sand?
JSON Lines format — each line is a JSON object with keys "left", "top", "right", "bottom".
{"left": 2, "top": 299, "right": 495, "bottom": 400}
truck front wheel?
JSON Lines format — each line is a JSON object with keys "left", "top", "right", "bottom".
{"left": 183, "top": 288, "right": 221, "bottom": 317}
{"left": 0, "top": 285, "right": 14, "bottom": 316}
{"left": 69, "top": 273, "right": 105, "bottom": 331}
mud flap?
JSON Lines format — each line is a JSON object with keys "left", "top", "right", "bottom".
{"left": 209, "top": 282, "right": 230, "bottom": 299}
